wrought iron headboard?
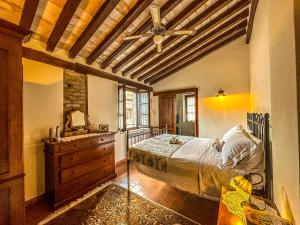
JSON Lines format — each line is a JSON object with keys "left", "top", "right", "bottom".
{"left": 127, "top": 126, "right": 167, "bottom": 147}
{"left": 247, "top": 113, "right": 273, "bottom": 200}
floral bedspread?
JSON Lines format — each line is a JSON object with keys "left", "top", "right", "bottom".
{"left": 128, "top": 134, "right": 194, "bottom": 171}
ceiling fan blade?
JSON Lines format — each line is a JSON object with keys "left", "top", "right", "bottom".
{"left": 156, "top": 43, "right": 162, "bottom": 53}
{"left": 123, "top": 33, "right": 152, "bottom": 41}
{"left": 150, "top": 4, "right": 161, "bottom": 29}
{"left": 165, "top": 30, "right": 196, "bottom": 36}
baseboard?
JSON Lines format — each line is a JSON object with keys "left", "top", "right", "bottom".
{"left": 115, "top": 158, "right": 127, "bottom": 166}
{"left": 25, "top": 193, "right": 46, "bottom": 206}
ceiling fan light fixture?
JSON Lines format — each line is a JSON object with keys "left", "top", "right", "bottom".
{"left": 153, "top": 35, "right": 163, "bottom": 44}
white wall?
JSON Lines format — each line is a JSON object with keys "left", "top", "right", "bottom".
{"left": 249, "top": 0, "right": 271, "bottom": 112}
{"left": 152, "top": 37, "right": 250, "bottom": 138}
{"left": 23, "top": 60, "right": 126, "bottom": 201}
{"left": 250, "top": 0, "right": 300, "bottom": 223}
{"left": 87, "top": 75, "right": 126, "bottom": 162}
{"left": 23, "top": 59, "right": 63, "bottom": 201}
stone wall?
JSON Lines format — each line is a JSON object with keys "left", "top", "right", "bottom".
{"left": 63, "top": 70, "right": 87, "bottom": 123}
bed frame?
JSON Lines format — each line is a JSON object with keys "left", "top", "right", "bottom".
{"left": 126, "top": 113, "right": 273, "bottom": 200}
{"left": 247, "top": 113, "right": 273, "bottom": 200}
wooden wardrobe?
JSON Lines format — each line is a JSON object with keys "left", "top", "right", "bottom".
{"left": 0, "top": 19, "right": 30, "bottom": 225}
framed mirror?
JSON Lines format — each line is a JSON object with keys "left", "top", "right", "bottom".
{"left": 71, "top": 110, "right": 86, "bottom": 128}
{"left": 64, "top": 110, "right": 91, "bottom": 136}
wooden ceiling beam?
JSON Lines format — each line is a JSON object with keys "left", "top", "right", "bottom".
{"left": 150, "top": 30, "right": 246, "bottom": 85}
{"left": 112, "top": 0, "right": 212, "bottom": 73}
{"left": 22, "top": 47, "right": 152, "bottom": 91}
{"left": 99, "top": 0, "right": 182, "bottom": 69}
{"left": 138, "top": 17, "right": 248, "bottom": 82}
{"left": 149, "top": 29, "right": 246, "bottom": 85}
{"left": 86, "top": 0, "right": 153, "bottom": 65}
{"left": 74, "top": 64, "right": 152, "bottom": 91}
{"left": 146, "top": 28, "right": 247, "bottom": 84}
{"left": 69, "top": 0, "right": 120, "bottom": 59}
{"left": 19, "top": 0, "right": 40, "bottom": 30}
{"left": 132, "top": 3, "right": 250, "bottom": 79}
{"left": 0, "top": 18, "right": 31, "bottom": 38}
{"left": 145, "top": 25, "right": 246, "bottom": 84}
{"left": 246, "top": 0, "right": 259, "bottom": 43}
{"left": 22, "top": 47, "right": 75, "bottom": 70}
{"left": 118, "top": 0, "right": 235, "bottom": 75}
{"left": 46, "top": 0, "right": 82, "bottom": 52}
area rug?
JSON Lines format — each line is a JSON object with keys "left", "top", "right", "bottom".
{"left": 39, "top": 183, "right": 200, "bottom": 225}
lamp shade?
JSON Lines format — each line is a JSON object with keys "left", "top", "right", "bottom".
{"left": 230, "top": 175, "right": 252, "bottom": 200}
{"left": 217, "top": 175, "right": 253, "bottom": 225}
{"left": 216, "top": 88, "right": 226, "bottom": 97}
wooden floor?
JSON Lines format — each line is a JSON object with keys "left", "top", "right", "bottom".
{"left": 25, "top": 162, "right": 219, "bottom": 225}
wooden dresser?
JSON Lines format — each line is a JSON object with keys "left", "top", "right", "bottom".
{"left": 44, "top": 133, "right": 117, "bottom": 208}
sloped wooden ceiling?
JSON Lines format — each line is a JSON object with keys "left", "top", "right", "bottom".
{"left": 0, "top": 0, "right": 257, "bottom": 85}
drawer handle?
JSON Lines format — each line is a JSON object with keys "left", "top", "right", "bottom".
{"left": 101, "top": 139, "right": 104, "bottom": 141}
{"left": 73, "top": 144, "right": 77, "bottom": 148}
{"left": 103, "top": 147, "right": 106, "bottom": 150}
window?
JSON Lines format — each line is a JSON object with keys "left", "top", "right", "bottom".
{"left": 138, "top": 92, "right": 149, "bottom": 127}
{"left": 185, "top": 95, "right": 195, "bottom": 122}
{"left": 126, "top": 91, "right": 137, "bottom": 128}
{"left": 118, "top": 85, "right": 150, "bottom": 130}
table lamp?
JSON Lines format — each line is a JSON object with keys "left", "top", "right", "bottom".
{"left": 217, "top": 175, "right": 253, "bottom": 225}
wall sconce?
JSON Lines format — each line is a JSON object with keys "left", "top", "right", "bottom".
{"left": 216, "top": 88, "right": 226, "bottom": 97}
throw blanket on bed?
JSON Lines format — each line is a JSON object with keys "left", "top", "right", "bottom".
{"left": 128, "top": 134, "right": 194, "bottom": 171}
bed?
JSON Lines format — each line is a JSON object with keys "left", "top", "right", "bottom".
{"left": 126, "top": 113, "right": 273, "bottom": 201}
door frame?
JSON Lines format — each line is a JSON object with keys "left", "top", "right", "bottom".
{"left": 159, "top": 95, "right": 176, "bottom": 134}
{"left": 154, "top": 88, "right": 199, "bottom": 137}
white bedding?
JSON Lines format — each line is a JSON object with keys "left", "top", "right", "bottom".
{"left": 134, "top": 137, "right": 264, "bottom": 201}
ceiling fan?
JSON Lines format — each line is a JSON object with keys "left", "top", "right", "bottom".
{"left": 123, "top": 4, "right": 196, "bottom": 53}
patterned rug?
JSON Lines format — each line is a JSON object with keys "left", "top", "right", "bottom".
{"left": 40, "top": 183, "right": 200, "bottom": 225}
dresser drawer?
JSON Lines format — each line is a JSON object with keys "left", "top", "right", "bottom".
{"left": 61, "top": 154, "right": 114, "bottom": 184}
{"left": 60, "top": 143, "right": 114, "bottom": 169}
{"left": 60, "top": 139, "right": 92, "bottom": 154}
{"left": 91, "top": 135, "right": 113, "bottom": 146}
{"left": 61, "top": 164, "right": 114, "bottom": 199}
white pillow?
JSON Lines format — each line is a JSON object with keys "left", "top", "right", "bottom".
{"left": 235, "top": 134, "right": 265, "bottom": 189}
{"left": 221, "top": 136, "right": 256, "bottom": 168}
{"left": 238, "top": 133, "right": 263, "bottom": 169}
{"left": 222, "top": 124, "right": 245, "bottom": 142}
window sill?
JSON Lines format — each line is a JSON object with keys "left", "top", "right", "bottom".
{"left": 119, "top": 127, "right": 150, "bottom": 133}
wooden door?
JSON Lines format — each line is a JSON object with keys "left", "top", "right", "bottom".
{"left": 0, "top": 20, "right": 29, "bottom": 225}
{"left": 159, "top": 95, "right": 176, "bottom": 134}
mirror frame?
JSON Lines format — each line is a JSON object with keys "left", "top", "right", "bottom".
{"left": 70, "top": 110, "right": 87, "bottom": 128}
{"left": 64, "top": 110, "right": 92, "bottom": 137}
